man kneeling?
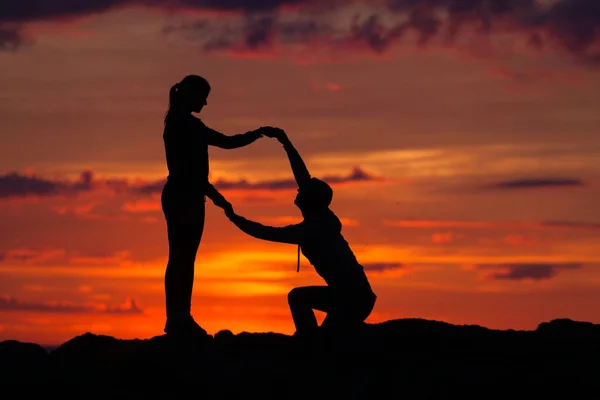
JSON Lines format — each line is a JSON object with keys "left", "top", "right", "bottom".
{"left": 221, "top": 128, "right": 377, "bottom": 337}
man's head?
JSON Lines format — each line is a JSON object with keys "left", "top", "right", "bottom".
{"left": 294, "top": 178, "right": 333, "bottom": 211}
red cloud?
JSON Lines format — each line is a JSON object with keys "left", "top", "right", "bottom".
{"left": 312, "top": 81, "right": 343, "bottom": 92}
{"left": 431, "top": 232, "right": 454, "bottom": 244}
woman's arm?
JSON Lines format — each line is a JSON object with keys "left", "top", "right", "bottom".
{"left": 205, "top": 182, "right": 228, "bottom": 208}
{"left": 205, "top": 126, "right": 262, "bottom": 149}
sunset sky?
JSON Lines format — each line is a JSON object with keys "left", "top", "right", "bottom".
{"left": 1, "top": 0, "right": 600, "bottom": 346}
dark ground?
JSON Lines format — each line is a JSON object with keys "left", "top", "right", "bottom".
{"left": 1, "top": 318, "right": 599, "bottom": 399}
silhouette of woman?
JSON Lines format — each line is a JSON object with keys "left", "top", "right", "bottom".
{"left": 161, "top": 75, "right": 279, "bottom": 337}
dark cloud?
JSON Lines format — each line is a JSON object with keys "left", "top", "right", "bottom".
{"left": 0, "top": 0, "right": 308, "bottom": 23}
{"left": 131, "top": 179, "right": 166, "bottom": 196}
{"left": 0, "top": 1, "right": 124, "bottom": 23}
{"left": 0, "top": 0, "right": 312, "bottom": 50}
{"left": 163, "top": 11, "right": 335, "bottom": 52}
{"left": 490, "top": 178, "right": 586, "bottom": 190}
{"left": 544, "top": 0, "right": 600, "bottom": 54}
{"left": 362, "top": 262, "right": 404, "bottom": 272}
{"left": 2, "top": 0, "right": 599, "bottom": 65}
{"left": 0, "top": 248, "right": 66, "bottom": 265}
{"left": 0, "top": 167, "right": 382, "bottom": 200}
{"left": 214, "top": 177, "right": 297, "bottom": 190}
{"left": 0, "top": 172, "right": 60, "bottom": 198}
{"left": 244, "top": 16, "right": 276, "bottom": 49}
{"left": 164, "top": 0, "right": 308, "bottom": 13}
{"left": 103, "top": 297, "right": 143, "bottom": 314}
{"left": 543, "top": 220, "right": 600, "bottom": 231}
{"left": 165, "top": 0, "right": 600, "bottom": 65}
{"left": 476, "top": 263, "right": 583, "bottom": 281}
{"left": 0, "top": 295, "right": 143, "bottom": 314}
{"left": 385, "top": 219, "right": 600, "bottom": 233}
{"left": 322, "top": 166, "right": 381, "bottom": 184}
{"left": 216, "top": 165, "right": 382, "bottom": 188}
{"left": 370, "top": 0, "right": 600, "bottom": 57}
{"left": 0, "top": 171, "right": 96, "bottom": 199}
{"left": 342, "top": 14, "right": 407, "bottom": 53}
{"left": 0, "top": 26, "right": 21, "bottom": 50}
{"left": 133, "top": 166, "right": 382, "bottom": 195}
{"left": 0, "top": 248, "right": 141, "bottom": 267}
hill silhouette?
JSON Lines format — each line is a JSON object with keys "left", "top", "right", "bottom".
{"left": 1, "top": 318, "right": 598, "bottom": 399}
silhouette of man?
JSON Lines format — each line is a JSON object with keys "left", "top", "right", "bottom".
{"left": 221, "top": 129, "right": 377, "bottom": 337}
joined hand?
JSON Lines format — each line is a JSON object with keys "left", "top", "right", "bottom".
{"left": 223, "top": 202, "right": 235, "bottom": 219}
{"left": 211, "top": 196, "right": 229, "bottom": 210}
{"left": 257, "top": 126, "right": 286, "bottom": 141}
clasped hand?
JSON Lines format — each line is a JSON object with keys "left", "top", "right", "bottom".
{"left": 212, "top": 197, "right": 235, "bottom": 218}
{"left": 256, "top": 126, "right": 287, "bottom": 142}
{"left": 212, "top": 126, "right": 286, "bottom": 218}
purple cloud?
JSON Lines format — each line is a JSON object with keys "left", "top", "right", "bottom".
{"left": 0, "top": 295, "right": 143, "bottom": 314}
{"left": 163, "top": 0, "right": 600, "bottom": 65}
{"left": 476, "top": 263, "right": 583, "bottom": 281}
{"left": 543, "top": 221, "right": 600, "bottom": 231}
{"left": 0, "top": 26, "right": 20, "bottom": 50}
{"left": 0, "top": 171, "right": 95, "bottom": 199}
{"left": 362, "top": 262, "right": 404, "bottom": 273}
{"left": 490, "top": 178, "right": 586, "bottom": 190}
{"left": 0, "top": 0, "right": 307, "bottom": 24}
{"left": 2, "top": 0, "right": 600, "bottom": 68}
{"left": 133, "top": 166, "right": 382, "bottom": 195}
{"left": 0, "top": 167, "right": 383, "bottom": 200}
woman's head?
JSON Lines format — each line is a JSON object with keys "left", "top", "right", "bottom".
{"left": 294, "top": 178, "right": 333, "bottom": 212}
{"left": 165, "top": 75, "right": 211, "bottom": 124}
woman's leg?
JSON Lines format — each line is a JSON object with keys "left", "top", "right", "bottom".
{"left": 287, "top": 286, "right": 333, "bottom": 335}
{"left": 163, "top": 199, "right": 205, "bottom": 323}
{"left": 165, "top": 221, "right": 204, "bottom": 320}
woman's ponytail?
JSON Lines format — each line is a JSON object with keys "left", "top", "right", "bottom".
{"left": 164, "top": 83, "right": 181, "bottom": 126}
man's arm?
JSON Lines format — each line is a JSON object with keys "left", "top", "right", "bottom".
{"left": 206, "top": 127, "right": 262, "bottom": 149}
{"left": 278, "top": 133, "right": 311, "bottom": 188}
{"left": 228, "top": 213, "right": 305, "bottom": 245}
